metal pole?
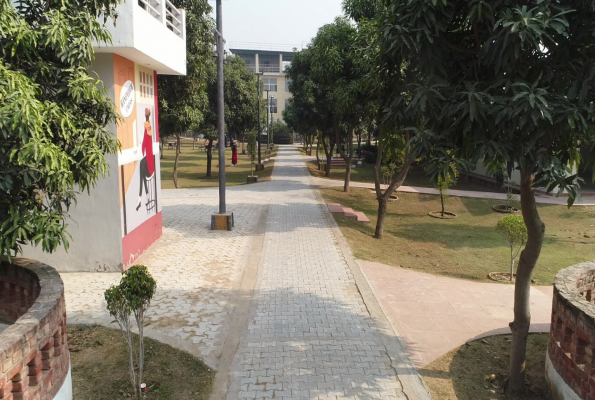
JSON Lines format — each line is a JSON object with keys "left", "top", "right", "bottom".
{"left": 216, "top": 0, "right": 225, "bottom": 214}
{"left": 266, "top": 90, "right": 270, "bottom": 151}
{"left": 270, "top": 97, "right": 274, "bottom": 146}
{"left": 257, "top": 73, "right": 262, "bottom": 165}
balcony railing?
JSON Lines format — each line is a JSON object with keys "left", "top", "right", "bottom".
{"left": 138, "top": 0, "right": 185, "bottom": 39}
{"left": 245, "top": 65, "right": 281, "bottom": 73}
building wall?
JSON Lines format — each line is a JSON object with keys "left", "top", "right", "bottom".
{"left": 23, "top": 54, "right": 124, "bottom": 272}
{"left": 23, "top": 54, "right": 163, "bottom": 271}
{"left": 263, "top": 74, "right": 292, "bottom": 123}
{"left": 112, "top": 55, "right": 163, "bottom": 268}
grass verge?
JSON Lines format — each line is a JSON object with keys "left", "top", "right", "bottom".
{"left": 70, "top": 325, "right": 215, "bottom": 400}
{"left": 320, "top": 187, "right": 595, "bottom": 284}
{"left": 420, "top": 334, "right": 550, "bottom": 400}
{"left": 160, "top": 140, "right": 278, "bottom": 189}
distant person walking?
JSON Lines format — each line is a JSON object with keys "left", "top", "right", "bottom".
{"left": 231, "top": 140, "right": 238, "bottom": 167}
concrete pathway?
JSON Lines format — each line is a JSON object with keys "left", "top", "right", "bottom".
{"left": 62, "top": 183, "right": 269, "bottom": 366}
{"left": 62, "top": 146, "right": 430, "bottom": 399}
{"left": 358, "top": 260, "right": 553, "bottom": 368}
{"left": 222, "top": 147, "right": 429, "bottom": 399}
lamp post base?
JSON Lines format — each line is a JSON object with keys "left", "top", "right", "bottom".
{"left": 255, "top": 163, "right": 264, "bottom": 171}
{"left": 211, "top": 212, "right": 234, "bottom": 231}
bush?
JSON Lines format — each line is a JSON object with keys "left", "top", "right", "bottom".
{"left": 361, "top": 143, "right": 378, "bottom": 164}
{"left": 496, "top": 216, "right": 528, "bottom": 281}
{"left": 105, "top": 265, "right": 157, "bottom": 399}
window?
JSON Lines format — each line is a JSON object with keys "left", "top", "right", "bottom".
{"left": 264, "top": 78, "right": 278, "bottom": 92}
{"left": 285, "top": 99, "right": 290, "bottom": 109}
{"left": 266, "top": 98, "right": 278, "bottom": 114}
{"left": 285, "top": 79, "right": 292, "bottom": 92}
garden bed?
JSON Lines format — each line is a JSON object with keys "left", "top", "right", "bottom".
{"left": 420, "top": 334, "right": 550, "bottom": 400}
{"left": 70, "top": 325, "right": 214, "bottom": 399}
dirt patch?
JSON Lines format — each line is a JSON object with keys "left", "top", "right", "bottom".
{"left": 420, "top": 333, "right": 550, "bottom": 400}
{"left": 69, "top": 325, "right": 215, "bottom": 399}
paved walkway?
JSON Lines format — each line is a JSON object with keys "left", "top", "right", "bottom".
{"left": 62, "top": 184, "right": 268, "bottom": 366}
{"left": 358, "top": 260, "right": 553, "bottom": 368}
{"left": 61, "top": 146, "right": 430, "bottom": 399}
{"left": 223, "top": 147, "right": 429, "bottom": 399}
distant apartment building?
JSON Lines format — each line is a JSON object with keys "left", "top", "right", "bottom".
{"left": 230, "top": 48, "right": 295, "bottom": 123}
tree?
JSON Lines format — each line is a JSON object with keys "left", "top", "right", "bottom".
{"left": 379, "top": 0, "right": 595, "bottom": 392}
{"left": 309, "top": 18, "right": 366, "bottom": 192}
{"left": 0, "top": 0, "right": 120, "bottom": 258}
{"left": 105, "top": 265, "right": 157, "bottom": 399}
{"left": 224, "top": 56, "right": 259, "bottom": 143}
{"left": 497, "top": 216, "right": 528, "bottom": 282}
{"left": 200, "top": 55, "right": 260, "bottom": 177}
{"left": 344, "top": 0, "right": 422, "bottom": 239}
{"left": 158, "top": 0, "right": 213, "bottom": 188}
{"left": 286, "top": 48, "right": 336, "bottom": 177}
{"left": 246, "top": 130, "right": 257, "bottom": 176}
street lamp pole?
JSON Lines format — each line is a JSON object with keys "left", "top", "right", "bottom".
{"left": 216, "top": 0, "right": 225, "bottom": 214}
{"left": 266, "top": 89, "right": 270, "bottom": 151}
{"left": 211, "top": 0, "right": 233, "bottom": 230}
{"left": 256, "top": 72, "right": 263, "bottom": 168}
{"left": 270, "top": 95, "right": 275, "bottom": 147}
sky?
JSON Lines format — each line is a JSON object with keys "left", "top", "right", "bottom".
{"left": 208, "top": 0, "right": 345, "bottom": 51}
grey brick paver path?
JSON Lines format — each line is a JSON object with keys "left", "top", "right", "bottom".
{"left": 226, "top": 147, "right": 410, "bottom": 400}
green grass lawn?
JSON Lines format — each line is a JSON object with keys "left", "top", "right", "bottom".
{"left": 306, "top": 159, "right": 501, "bottom": 192}
{"left": 321, "top": 187, "right": 595, "bottom": 284}
{"left": 160, "top": 141, "right": 277, "bottom": 189}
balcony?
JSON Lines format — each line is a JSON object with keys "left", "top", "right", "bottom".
{"left": 138, "top": 0, "right": 185, "bottom": 39}
{"left": 93, "top": 0, "right": 187, "bottom": 75}
{"left": 245, "top": 65, "right": 287, "bottom": 73}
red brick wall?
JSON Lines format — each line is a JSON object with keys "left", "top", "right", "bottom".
{"left": 0, "top": 259, "right": 70, "bottom": 400}
{"left": 548, "top": 262, "right": 595, "bottom": 400}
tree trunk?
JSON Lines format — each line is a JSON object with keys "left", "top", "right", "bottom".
{"left": 326, "top": 146, "right": 333, "bottom": 177}
{"left": 371, "top": 138, "right": 414, "bottom": 238}
{"left": 441, "top": 193, "right": 445, "bottom": 217}
{"left": 160, "top": 139, "right": 164, "bottom": 160}
{"left": 193, "top": 139, "right": 196, "bottom": 150}
{"left": 206, "top": 138, "right": 213, "bottom": 178}
{"left": 508, "top": 172, "right": 545, "bottom": 394}
{"left": 510, "top": 246, "right": 515, "bottom": 282}
{"left": 316, "top": 138, "right": 321, "bottom": 163}
{"left": 344, "top": 163, "right": 352, "bottom": 192}
{"left": 375, "top": 198, "right": 388, "bottom": 239}
{"left": 173, "top": 134, "right": 181, "bottom": 189}
{"left": 321, "top": 135, "right": 334, "bottom": 177}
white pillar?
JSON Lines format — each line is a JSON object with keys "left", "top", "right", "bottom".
{"left": 255, "top": 53, "right": 259, "bottom": 73}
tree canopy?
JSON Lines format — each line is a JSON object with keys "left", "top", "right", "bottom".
{"left": 0, "top": 0, "right": 121, "bottom": 257}
{"left": 158, "top": 0, "right": 213, "bottom": 137}
{"left": 375, "top": 0, "right": 595, "bottom": 392}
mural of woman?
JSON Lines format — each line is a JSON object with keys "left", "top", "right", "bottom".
{"left": 136, "top": 107, "right": 155, "bottom": 211}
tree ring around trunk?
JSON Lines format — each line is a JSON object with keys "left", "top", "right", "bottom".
{"left": 428, "top": 211, "right": 457, "bottom": 219}
{"left": 492, "top": 205, "right": 520, "bottom": 214}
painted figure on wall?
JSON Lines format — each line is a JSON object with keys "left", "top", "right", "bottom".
{"left": 136, "top": 107, "right": 155, "bottom": 211}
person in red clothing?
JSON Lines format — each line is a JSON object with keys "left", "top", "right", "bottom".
{"left": 231, "top": 140, "right": 238, "bottom": 167}
{"left": 136, "top": 108, "right": 155, "bottom": 211}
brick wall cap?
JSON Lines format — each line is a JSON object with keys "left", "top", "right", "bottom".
{"left": 554, "top": 261, "right": 595, "bottom": 330}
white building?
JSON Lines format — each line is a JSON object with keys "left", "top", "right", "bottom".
{"left": 26, "top": 0, "right": 187, "bottom": 271}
